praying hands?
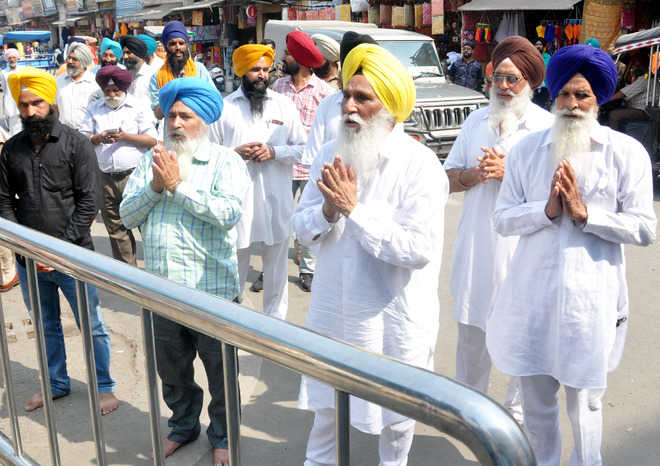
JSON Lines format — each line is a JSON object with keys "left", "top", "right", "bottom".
{"left": 151, "top": 144, "right": 181, "bottom": 194}
{"left": 477, "top": 145, "right": 506, "bottom": 183}
{"left": 317, "top": 156, "right": 358, "bottom": 220}
{"left": 545, "top": 160, "right": 587, "bottom": 223}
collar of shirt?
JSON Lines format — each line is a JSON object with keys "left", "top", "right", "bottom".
{"left": 538, "top": 121, "right": 608, "bottom": 147}
{"left": 62, "top": 70, "right": 96, "bottom": 85}
{"left": 282, "top": 74, "right": 325, "bottom": 93}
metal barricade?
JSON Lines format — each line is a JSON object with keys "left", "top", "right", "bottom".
{"left": 0, "top": 218, "right": 536, "bottom": 466}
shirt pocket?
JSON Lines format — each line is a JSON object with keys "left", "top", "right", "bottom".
{"left": 41, "top": 160, "right": 73, "bottom": 192}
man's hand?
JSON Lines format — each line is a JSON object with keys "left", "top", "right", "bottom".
{"left": 234, "top": 143, "right": 257, "bottom": 160}
{"left": 317, "top": 156, "right": 358, "bottom": 218}
{"left": 545, "top": 167, "right": 563, "bottom": 220}
{"left": 36, "top": 262, "right": 54, "bottom": 273}
{"left": 150, "top": 144, "right": 167, "bottom": 193}
{"left": 477, "top": 146, "right": 506, "bottom": 183}
{"left": 252, "top": 143, "right": 274, "bottom": 163}
{"left": 556, "top": 160, "right": 587, "bottom": 223}
{"left": 153, "top": 149, "right": 181, "bottom": 193}
{"left": 106, "top": 128, "right": 125, "bottom": 143}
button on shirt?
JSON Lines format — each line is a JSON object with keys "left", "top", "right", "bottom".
{"left": 55, "top": 71, "right": 102, "bottom": 128}
{"left": 448, "top": 58, "right": 483, "bottom": 91}
{"left": 273, "top": 74, "right": 334, "bottom": 179}
{"left": 119, "top": 139, "right": 250, "bottom": 299}
{"left": 80, "top": 95, "right": 158, "bottom": 173}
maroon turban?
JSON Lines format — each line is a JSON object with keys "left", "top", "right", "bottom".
{"left": 286, "top": 30, "right": 324, "bottom": 68}
{"left": 95, "top": 65, "right": 133, "bottom": 92}
{"left": 492, "top": 36, "right": 546, "bottom": 90}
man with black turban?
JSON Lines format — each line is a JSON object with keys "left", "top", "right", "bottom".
{"left": 120, "top": 35, "right": 155, "bottom": 106}
{"left": 444, "top": 35, "right": 553, "bottom": 426}
{"left": 81, "top": 65, "right": 157, "bottom": 266}
{"left": 488, "top": 44, "right": 657, "bottom": 465}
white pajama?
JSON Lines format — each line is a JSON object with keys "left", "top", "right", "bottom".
{"left": 0, "top": 246, "right": 15, "bottom": 285}
{"left": 238, "top": 241, "right": 289, "bottom": 320}
{"left": 304, "top": 408, "right": 415, "bottom": 466}
{"left": 520, "top": 375, "right": 604, "bottom": 466}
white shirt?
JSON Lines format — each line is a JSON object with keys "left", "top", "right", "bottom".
{"left": 150, "top": 55, "right": 165, "bottom": 71}
{"left": 210, "top": 87, "right": 306, "bottom": 248}
{"left": 80, "top": 94, "right": 157, "bottom": 173}
{"left": 55, "top": 71, "right": 102, "bottom": 129}
{"left": 1, "top": 67, "right": 22, "bottom": 136}
{"left": 303, "top": 90, "right": 342, "bottom": 166}
{"left": 487, "top": 124, "right": 657, "bottom": 389}
{"left": 128, "top": 62, "right": 156, "bottom": 108}
{"left": 443, "top": 103, "right": 554, "bottom": 330}
{"left": 294, "top": 129, "right": 448, "bottom": 433}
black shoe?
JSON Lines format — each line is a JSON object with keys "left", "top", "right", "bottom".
{"left": 250, "top": 272, "right": 264, "bottom": 292}
{"left": 299, "top": 273, "right": 313, "bottom": 292}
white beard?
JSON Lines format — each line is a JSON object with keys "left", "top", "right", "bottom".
{"left": 336, "top": 107, "right": 395, "bottom": 194}
{"left": 488, "top": 84, "right": 533, "bottom": 137}
{"left": 550, "top": 103, "right": 598, "bottom": 179}
{"left": 164, "top": 126, "right": 208, "bottom": 182}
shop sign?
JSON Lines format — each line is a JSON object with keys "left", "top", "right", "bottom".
{"left": 66, "top": 0, "right": 81, "bottom": 12}
{"left": 42, "top": 0, "right": 56, "bottom": 14}
{"left": 192, "top": 10, "right": 203, "bottom": 25}
{"left": 22, "top": 0, "right": 33, "bottom": 18}
{"left": 31, "top": 0, "right": 43, "bottom": 17}
{"left": 246, "top": 5, "right": 256, "bottom": 18}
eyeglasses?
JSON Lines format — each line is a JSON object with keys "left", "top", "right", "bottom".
{"left": 491, "top": 73, "right": 523, "bottom": 85}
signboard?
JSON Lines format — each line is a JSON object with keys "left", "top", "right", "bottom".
{"left": 22, "top": 0, "right": 33, "bottom": 19}
{"left": 31, "top": 0, "right": 44, "bottom": 17}
{"left": 192, "top": 10, "right": 203, "bottom": 26}
{"left": 246, "top": 5, "right": 256, "bottom": 18}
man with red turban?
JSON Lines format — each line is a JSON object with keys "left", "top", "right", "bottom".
{"left": 273, "top": 30, "right": 334, "bottom": 293}
{"left": 444, "top": 35, "right": 553, "bottom": 426}
{"left": 81, "top": 65, "right": 157, "bottom": 266}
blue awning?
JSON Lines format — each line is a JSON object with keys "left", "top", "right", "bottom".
{"left": 3, "top": 31, "right": 52, "bottom": 43}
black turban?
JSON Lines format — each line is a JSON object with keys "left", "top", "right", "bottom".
{"left": 340, "top": 31, "right": 377, "bottom": 66}
{"left": 95, "top": 65, "right": 133, "bottom": 92}
{"left": 120, "top": 35, "right": 148, "bottom": 61}
{"left": 492, "top": 36, "right": 546, "bottom": 90}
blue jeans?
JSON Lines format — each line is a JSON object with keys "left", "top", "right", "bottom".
{"left": 16, "top": 264, "right": 115, "bottom": 396}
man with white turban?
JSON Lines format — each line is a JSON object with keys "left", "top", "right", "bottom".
{"left": 488, "top": 44, "right": 657, "bottom": 465}
{"left": 1, "top": 48, "right": 23, "bottom": 136}
{"left": 121, "top": 78, "right": 249, "bottom": 466}
{"left": 294, "top": 43, "right": 448, "bottom": 466}
{"left": 55, "top": 42, "right": 101, "bottom": 128}
{"left": 210, "top": 44, "right": 306, "bottom": 319}
{"left": 311, "top": 33, "right": 341, "bottom": 89}
{"left": 444, "top": 36, "right": 553, "bottom": 423}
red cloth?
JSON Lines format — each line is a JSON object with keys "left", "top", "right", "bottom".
{"left": 286, "top": 30, "right": 324, "bottom": 68}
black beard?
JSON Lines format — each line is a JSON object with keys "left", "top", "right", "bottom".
{"left": 463, "top": 53, "right": 472, "bottom": 59}
{"left": 102, "top": 59, "right": 117, "bottom": 67}
{"left": 124, "top": 57, "right": 139, "bottom": 70}
{"left": 167, "top": 49, "right": 190, "bottom": 76}
{"left": 283, "top": 60, "right": 300, "bottom": 76}
{"left": 312, "top": 60, "right": 331, "bottom": 79}
{"left": 21, "top": 107, "right": 56, "bottom": 143}
{"left": 242, "top": 75, "right": 268, "bottom": 118}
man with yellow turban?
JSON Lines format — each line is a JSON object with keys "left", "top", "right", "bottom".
{"left": 210, "top": 44, "right": 306, "bottom": 320}
{"left": 0, "top": 67, "right": 119, "bottom": 416}
{"left": 293, "top": 44, "right": 448, "bottom": 465}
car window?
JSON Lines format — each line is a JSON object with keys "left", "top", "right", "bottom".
{"left": 377, "top": 40, "right": 443, "bottom": 76}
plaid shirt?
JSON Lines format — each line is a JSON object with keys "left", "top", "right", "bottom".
{"left": 273, "top": 74, "right": 334, "bottom": 180}
{"left": 119, "top": 139, "right": 250, "bottom": 299}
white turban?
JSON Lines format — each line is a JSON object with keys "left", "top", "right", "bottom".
{"left": 311, "top": 34, "right": 340, "bottom": 63}
{"left": 4, "top": 49, "right": 19, "bottom": 61}
{"left": 68, "top": 42, "right": 94, "bottom": 69}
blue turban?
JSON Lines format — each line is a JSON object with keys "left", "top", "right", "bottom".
{"left": 159, "top": 78, "right": 223, "bottom": 124}
{"left": 162, "top": 20, "right": 188, "bottom": 45}
{"left": 100, "top": 37, "right": 123, "bottom": 61}
{"left": 138, "top": 34, "right": 158, "bottom": 56}
{"left": 546, "top": 44, "right": 617, "bottom": 105}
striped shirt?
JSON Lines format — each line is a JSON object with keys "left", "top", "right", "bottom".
{"left": 119, "top": 139, "right": 250, "bottom": 299}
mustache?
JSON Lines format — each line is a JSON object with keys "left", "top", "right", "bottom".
{"left": 556, "top": 108, "right": 591, "bottom": 119}
{"left": 343, "top": 113, "right": 366, "bottom": 126}
{"left": 167, "top": 129, "right": 188, "bottom": 140}
{"left": 495, "top": 89, "right": 516, "bottom": 97}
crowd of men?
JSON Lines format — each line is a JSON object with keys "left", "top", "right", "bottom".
{"left": 0, "top": 17, "right": 656, "bottom": 466}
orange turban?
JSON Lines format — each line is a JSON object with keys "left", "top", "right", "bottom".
{"left": 232, "top": 44, "right": 274, "bottom": 78}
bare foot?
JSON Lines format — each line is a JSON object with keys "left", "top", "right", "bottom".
{"left": 164, "top": 438, "right": 183, "bottom": 457}
{"left": 99, "top": 392, "right": 119, "bottom": 415}
{"left": 213, "top": 448, "right": 229, "bottom": 466}
{"left": 24, "top": 391, "right": 67, "bottom": 412}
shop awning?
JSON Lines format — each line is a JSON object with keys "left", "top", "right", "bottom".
{"left": 459, "top": 0, "right": 581, "bottom": 11}
{"left": 169, "top": 0, "right": 222, "bottom": 12}
{"left": 117, "top": 4, "right": 181, "bottom": 22}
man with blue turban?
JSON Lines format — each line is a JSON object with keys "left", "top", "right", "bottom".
{"left": 138, "top": 33, "right": 164, "bottom": 70}
{"left": 120, "top": 78, "right": 250, "bottom": 466}
{"left": 487, "top": 44, "right": 657, "bottom": 466}
{"left": 90, "top": 37, "right": 125, "bottom": 75}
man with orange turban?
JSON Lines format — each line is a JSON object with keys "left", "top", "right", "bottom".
{"left": 210, "top": 44, "right": 306, "bottom": 320}
{"left": 293, "top": 44, "right": 447, "bottom": 466}
{"left": 0, "top": 67, "right": 119, "bottom": 416}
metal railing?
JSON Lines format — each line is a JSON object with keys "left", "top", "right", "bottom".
{"left": 0, "top": 217, "right": 536, "bottom": 466}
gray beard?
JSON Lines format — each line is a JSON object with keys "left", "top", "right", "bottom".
{"left": 488, "top": 84, "right": 532, "bottom": 137}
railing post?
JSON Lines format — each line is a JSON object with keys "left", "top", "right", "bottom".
{"left": 25, "top": 258, "right": 61, "bottom": 466}
{"left": 75, "top": 280, "right": 106, "bottom": 466}
{"left": 335, "top": 390, "right": 350, "bottom": 466}
{"left": 141, "top": 308, "right": 165, "bottom": 465}
{"left": 0, "top": 294, "right": 23, "bottom": 458}
{"left": 221, "top": 342, "right": 240, "bottom": 465}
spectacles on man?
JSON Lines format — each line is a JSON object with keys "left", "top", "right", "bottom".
{"left": 492, "top": 73, "right": 523, "bottom": 85}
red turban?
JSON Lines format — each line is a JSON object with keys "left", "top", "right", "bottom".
{"left": 95, "top": 65, "right": 133, "bottom": 92}
{"left": 491, "top": 36, "right": 546, "bottom": 90}
{"left": 286, "top": 30, "right": 324, "bottom": 68}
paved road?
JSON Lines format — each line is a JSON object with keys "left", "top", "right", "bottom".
{"left": 0, "top": 193, "right": 658, "bottom": 465}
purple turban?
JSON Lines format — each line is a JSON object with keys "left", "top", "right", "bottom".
{"left": 546, "top": 44, "right": 617, "bottom": 105}
{"left": 95, "top": 65, "right": 133, "bottom": 92}
{"left": 162, "top": 20, "right": 188, "bottom": 45}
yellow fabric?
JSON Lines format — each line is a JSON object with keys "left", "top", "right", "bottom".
{"left": 342, "top": 43, "right": 415, "bottom": 123}
{"left": 8, "top": 67, "right": 57, "bottom": 106}
{"left": 156, "top": 58, "right": 197, "bottom": 89}
{"left": 232, "top": 45, "right": 274, "bottom": 77}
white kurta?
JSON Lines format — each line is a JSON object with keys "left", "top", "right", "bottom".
{"left": 55, "top": 71, "right": 102, "bottom": 129}
{"left": 302, "top": 91, "right": 342, "bottom": 166}
{"left": 294, "top": 128, "right": 448, "bottom": 433}
{"left": 487, "top": 124, "right": 657, "bottom": 390}
{"left": 444, "top": 103, "right": 554, "bottom": 330}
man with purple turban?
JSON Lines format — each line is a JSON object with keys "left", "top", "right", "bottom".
{"left": 488, "top": 44, "right": 657, "bottom": 465}
{"left": 81, "top": 65, "right": 157, "bottom": 266}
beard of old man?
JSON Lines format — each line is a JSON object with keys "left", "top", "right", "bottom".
{"left": 242, "top": 73, "right": 268, "bottom": 117}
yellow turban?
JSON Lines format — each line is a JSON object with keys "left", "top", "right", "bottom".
{"left": 232, "top": 44, "right": 275, "bottom": 78}
{"left": 342, "top": 44, "right": 415, "bottom": 123}
{"left": 8, "top": 67, "right": 57, "bottom": 106}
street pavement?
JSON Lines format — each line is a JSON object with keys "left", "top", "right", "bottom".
{"left": 0, "top": 192, "right": 658, "bottom": 465}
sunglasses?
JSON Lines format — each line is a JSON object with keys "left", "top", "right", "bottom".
{"left": 491, "top": 73, "right": 523, "bottom": 85}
